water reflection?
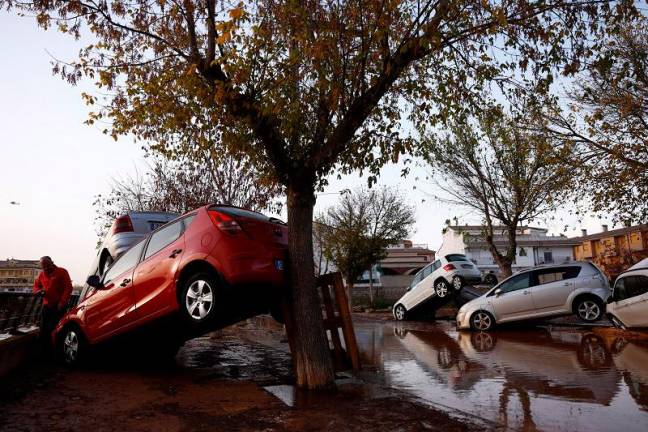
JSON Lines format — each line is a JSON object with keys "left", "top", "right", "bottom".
{"left": 355, "top": 321, "right": 648, "bottom": 431}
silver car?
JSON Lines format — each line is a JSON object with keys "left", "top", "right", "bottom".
{"left": 393, "top": 254, "right": 482, "bottom": 321}
{"left": 92, "top": 211, "right": 179, "bottom": 276}
{"left": 606, "top": 258, "right": 648, "bottom": 329}
{"left": 457, "top": 262, "right": 610, "bottom": 331}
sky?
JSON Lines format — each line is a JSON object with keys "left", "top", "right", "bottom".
{"left": 0, "top": 12, "right": 616, "bottom": 284}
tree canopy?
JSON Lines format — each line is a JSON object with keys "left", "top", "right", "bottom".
{"left": 316, "top": 187, "right": 415, "bottom": 303}
{"left": 538, "top": 20, "right": 648, "bottom": 225}
{"left": 424, "top": 107, "right": 575, "bottom": 276}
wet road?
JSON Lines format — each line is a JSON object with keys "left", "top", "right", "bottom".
{"left": 354, "top": 318, "right": 648, "bottom": 432}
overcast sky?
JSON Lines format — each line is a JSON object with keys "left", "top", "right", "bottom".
{"left": 0, "top": 13, "right": 616, "bottom": 284}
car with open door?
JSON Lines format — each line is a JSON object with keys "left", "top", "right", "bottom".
{"left": 53, "top": 205, "right": 288, "bottom": 365}
{"left": 456, "top": 262, "right": 610, "bottom": 331}
{"left": 606, "top": 258, "right": 648, "bottom": 329}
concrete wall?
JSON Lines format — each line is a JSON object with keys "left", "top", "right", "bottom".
{"left": 0, "top": 330, "right": 38, "bottom": 378}
{"left": 352, "top": 275, "right": 411, "bottom": 306}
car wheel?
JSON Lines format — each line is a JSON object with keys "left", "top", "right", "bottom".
{"left": 470, "top": 310, "right": 495, "bottom": 332}
{"left": 60, "top": 327, "right": 86, "bottom": 367}
{"left": 181, "top": 273, "right": 218, "bottom": 323}
{"left": 609, "top": 314, "right": 627, "bottom": 330}
{"left": 452, "top": 276, "right": 463, "bottom": 291}
{"left": 484, "top": 273, "right": 498, "bottom": 286}
{"left": 575, "top": 297, "right": 603, "bottom": 322}
{"left": 394, "top": 304, "right": 407, "bottom": 321}
{"left": 435, "top": 280, "right": 450, "bottom": 298}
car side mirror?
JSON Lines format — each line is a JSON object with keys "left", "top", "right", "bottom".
{"left": 494, "top": 288, "right": 502, "bottom": 297}
{"left": 606, "top": 296, "right": 614, "bottom": 305}
{"left": 86, "top": 275, "right": 105, "bottom": 290}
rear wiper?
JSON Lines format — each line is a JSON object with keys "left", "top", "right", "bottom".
{"left": 269, "top": 217, "right": 287, "bottom": 225}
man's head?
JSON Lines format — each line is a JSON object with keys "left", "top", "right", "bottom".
{"left": 40, "top": 256, "right": 55, "bottom": 273}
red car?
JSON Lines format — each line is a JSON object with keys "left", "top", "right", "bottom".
{"left": 54, "top": 205, "right": 288, "bottom": 365}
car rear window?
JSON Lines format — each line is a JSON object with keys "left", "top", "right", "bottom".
{"left": 210, "top": 206, "right": 268, "bottom": 222}
{"left": 445, "top": 254, "right": 469, "bottom": 262}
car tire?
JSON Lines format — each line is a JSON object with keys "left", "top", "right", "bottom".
{"left": 59, "top": 326, "right": 86, "bottom": 367}
{"left": 180, "top": 272, "right": 219, "bottom": 324}
{"left": 484, "top": 273, "right": 498, "bottom": 286}
{"left": 575, "top": 297, "right": 604, "bottom": 323}
{"left": 435, "top": 280, "right": 450, "bottom": 298}
{"left": 451, "top": 276, "right": 463, "bottom": 291}
{"left": 394, "top": 304, "right": 408, "bottom": 321}
{"left": 470, "top": 310, "right": 495, "bottom": 332}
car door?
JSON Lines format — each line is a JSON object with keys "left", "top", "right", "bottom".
{"left": 613, "top": 275, "right": 648, "bottom": 327}
{"left": 530, "top": 266, "right": 580, "bottom": 312}
{"left": 489, "top": 271, "right": 536, "bottom": 321}
{"left": 132, "top": 217, "right": 191, "bottom": 321}
{"left": 411, "top": 261, "right": 440, "bottom": 306}
{"left": 82, "top": 240, "right": 146, "bottom": 342}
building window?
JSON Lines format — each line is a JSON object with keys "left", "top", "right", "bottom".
{"left": 519, "top": 247, "right": 527, "bottom": 257}
{"left": 544, "top": 251, "right": 553, "bottom": 263}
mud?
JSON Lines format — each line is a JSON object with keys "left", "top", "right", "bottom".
{"left": 0, "top": 323, "right": 480, "bottom": 432}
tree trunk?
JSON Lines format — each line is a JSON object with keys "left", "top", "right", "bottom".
{"left": 286, "top": 184, "right": 336, "bottom": 389}
{"left": 368, "top": 266, "right": 374, "bottom": 308}
{"left": 346, "top": 280, "right": 354, "bottom": 312}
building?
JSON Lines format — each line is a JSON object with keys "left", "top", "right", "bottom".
{"left": 0, "top": 259, "right": 40, "bottom": 294}
{"left": 573, "top": 225, "right": 648, "bottom": 280}
{"left": 354, "top": 240, "right": 435, "bottom": 304}
{"left": 437, "top": 225, "right": 579, "bottom": 277}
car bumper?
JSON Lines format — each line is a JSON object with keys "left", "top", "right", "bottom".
{"left": 456, "top": 313, "right": 471, "bottom": 329}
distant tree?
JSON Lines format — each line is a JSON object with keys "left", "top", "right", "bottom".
{"left": 317, "top": 188, "right": 415, "bottom": 307}
{"left": 3, "top": 0, "right": 639, "bottom": 388}
{"left": 94, "top": 153, "right": 282, "bottom": 238}
{"left": 424, "top": 108, "right": 574, "bottom": 277}
{"left": 539, "top": 21, "right": 648, "bottom": 225}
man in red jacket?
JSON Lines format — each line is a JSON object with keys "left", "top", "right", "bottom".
{"left": 33, "top": 256, "right": 73, "bottom": 346}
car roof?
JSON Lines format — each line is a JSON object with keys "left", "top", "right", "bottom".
{"left": 618, "top": 258, "right": 648, "bottom": 277}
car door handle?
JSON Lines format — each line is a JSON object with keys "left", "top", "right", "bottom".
{"left": 169, "top": 249, "right": 183, "bottom": 258}
{"left": 523, "top": 290, "right": 530, "bottom": 295}
{"left": 120, "top": 278, "right": 131, "bottom": 287}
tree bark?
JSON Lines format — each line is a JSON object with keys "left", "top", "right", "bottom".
{"left": 286, "top": 183, "right": 336, "bottom": 389}
{"left": 368, "top": 266, "right": 374, "bottom": 308}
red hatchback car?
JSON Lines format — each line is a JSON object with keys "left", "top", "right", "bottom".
{"left": 54, "top": 205, "right": 288, "bottom": 365}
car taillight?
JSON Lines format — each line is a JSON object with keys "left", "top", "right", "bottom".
{"left": 208, "top": 210, "right": 242, "bottom": 234}
{"left": 112, "top": 215, "right": 134, "bottom": 234}
{"left": 443, "top": 264, "right": 456, "bottom": 271}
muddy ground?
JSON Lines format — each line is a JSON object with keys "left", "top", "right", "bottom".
{"left": 2, "top": 313, "right": 648, "bottom": 432}
{"left": 0, "top": 320, "right": 482, "bottom": 432}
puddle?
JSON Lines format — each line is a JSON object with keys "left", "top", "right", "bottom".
{"left": 355, "top": 320, "right": 648, "bottom": 432}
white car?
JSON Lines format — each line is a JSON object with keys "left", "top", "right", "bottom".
{"left": 456, "top": 262, "right": 610, "bottom": 331}
{"left": 393, "top": 254, "right": 482, "bottom": 321}
{"left": 606, "top": 258, "right": 648, "bottom": 329}
{"left": 92, "top": 211, "right": 179, "bottom": 276}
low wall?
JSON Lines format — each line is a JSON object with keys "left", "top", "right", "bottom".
{"left": 0, "top": 330, "right": 39, "bottom": 378}
{"left": 352, "top": 275, "right": 410, "bottom": 307}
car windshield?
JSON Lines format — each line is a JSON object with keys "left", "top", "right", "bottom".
{"left": 445, "top": 254, "right": 470, "bottom": 262}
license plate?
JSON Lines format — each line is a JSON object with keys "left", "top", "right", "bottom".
{"left": 461, "top": 264, "right": 473, "bottom": 269}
